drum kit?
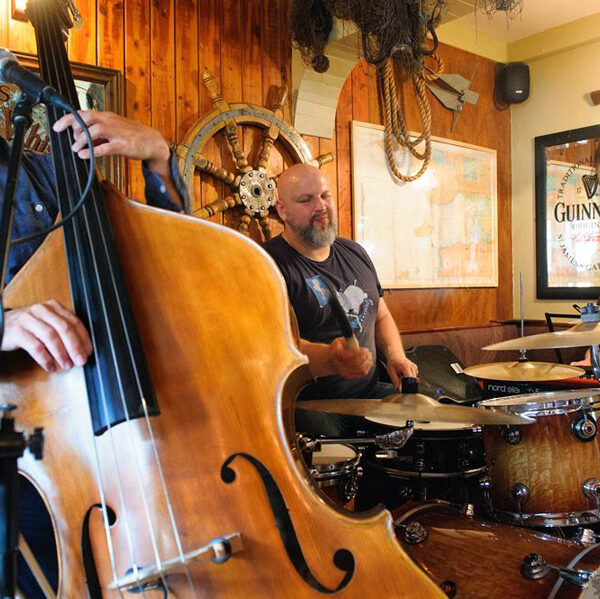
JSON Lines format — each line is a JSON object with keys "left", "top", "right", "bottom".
{"left": 296, "top": 304, "right": 600, "bottom": 597}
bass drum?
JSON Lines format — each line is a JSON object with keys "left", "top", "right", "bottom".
{"left": 395, "top": 503, "right": 600, "bottom": 599}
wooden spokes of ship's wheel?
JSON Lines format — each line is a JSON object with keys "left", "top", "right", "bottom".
{"left": 176, "top": 69, "right": 334, "bottom": 240}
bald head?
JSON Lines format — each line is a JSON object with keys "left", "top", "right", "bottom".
{"left": 277, "top": 163, "right": 326, "bottom": 205}
{"left": 275, "top": 163, "right": 337, "bottom": 249}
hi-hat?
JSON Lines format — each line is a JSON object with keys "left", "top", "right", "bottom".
{"left": 296, "top": 393, "right": 533, "bottom": 426}
{"left": 463, "top": 361, "right": 585, "bottom": 382}
{"left": 484, "top": 321, "right": 600, "bottom": 351}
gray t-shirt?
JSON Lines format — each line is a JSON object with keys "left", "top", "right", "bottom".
{"left": 264, "top": 234, "right": 383, "bottom": 399}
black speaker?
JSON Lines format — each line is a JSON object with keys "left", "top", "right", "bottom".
{"left": 495, "top": 62, "right": 530, "bottom": 105}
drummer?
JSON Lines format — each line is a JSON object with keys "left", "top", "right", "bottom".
{"left": 263, "top": 164, "right": 417, "bottom": 437}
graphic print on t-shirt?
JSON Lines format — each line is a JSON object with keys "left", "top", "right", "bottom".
{"left": 306, "top": 275, "right": 374, "bottom": 332}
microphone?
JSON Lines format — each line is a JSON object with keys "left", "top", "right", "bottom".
{"left": 0, "top": 49, "right": 73, "bottom": 112}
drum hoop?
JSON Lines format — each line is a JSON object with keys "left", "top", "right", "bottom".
{"left": 548, "top": 541, "right": 600, "bottom": 599}
{"left": 310, "top": 461, "right": 360, "bottom": 479}
{"left": 380, "top": 465, "right": 487, "bottom": 479}
{"left": 493, "top": 507, "right": 600, "bottom": 528}
{"left": 478, "top": 389, "right": 600, "bottom": 416}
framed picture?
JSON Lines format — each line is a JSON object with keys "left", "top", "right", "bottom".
{"left": 535, "top": 125, "right": 600, "bottom": 300}
{"left": 351, "top": 121, "right": 498, "bottom": 289}
{"left": 0, "top": 51, "right": 122, "bottom": 187}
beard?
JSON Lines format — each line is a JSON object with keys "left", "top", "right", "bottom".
{"left": 288, "top": 211, "right": 337, "bottom": 248}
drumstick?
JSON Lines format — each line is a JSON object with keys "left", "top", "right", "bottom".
{"left": 322, "top": 280, "right": 359, "bottom": 349}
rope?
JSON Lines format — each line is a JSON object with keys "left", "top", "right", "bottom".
{"left": 377, "top": 53, "right": 443, "bottom": 183}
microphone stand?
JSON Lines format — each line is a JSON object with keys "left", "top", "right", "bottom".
{"left": 0, "top": 92, "right": 34, "bottom": 343}
{"left": 0, "top": 405, "right": 43, "bottom": 599}
{"left": 0, "top": 93, "right": 42, "bottom": 599}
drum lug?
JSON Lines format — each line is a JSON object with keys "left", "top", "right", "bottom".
{"left": 572, "top": 413, "right": 597, "bottom": 442}
{"left": 398, "top": 521, "right": 428, "bottom": 545}
{"left": 512, "top": 482, "right": 530, "bottom": 507}
{"left": 501, "top": 426, "right": 521, "bottom": 445}
{"left": 582, "top": 478, "right": 600, "bottom": 500}
{"left": 520, "top": 553, "right": 550, "bottom": 580}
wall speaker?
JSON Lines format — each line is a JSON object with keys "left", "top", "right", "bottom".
{"left": 495, "top": 62, "right": 530, "bottom": 105}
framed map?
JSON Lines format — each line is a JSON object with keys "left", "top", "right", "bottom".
{"left": 351, "top": 121, "right": 498, "bottom": 289}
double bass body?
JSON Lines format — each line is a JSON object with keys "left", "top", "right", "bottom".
{"left": 0, "top": 187, "right": 442, "bottom": 597}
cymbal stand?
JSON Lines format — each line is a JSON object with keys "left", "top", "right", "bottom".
{"left": 0, "top": 404, "right": 43, "bottom": 599}
{"left": 303, "top": 421, "right": 414, "bottom": 454}
{"left": 518, "top": 273, "right": 527, "bottom": 363}
{"left": 581, "top": 303, "right": 600, "bottom": 379}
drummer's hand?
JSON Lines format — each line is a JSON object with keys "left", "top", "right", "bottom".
{"left": 1, "top": 301, "right": 92, "bottom": 373}
{"left": 386, "top": 355, "right": 419, "bottom": 388}
{"left": 328, "top": 337, "right": 373, "bottom": 379}
{"left": 53, "top": 110, "right": 171, "bottom": 176}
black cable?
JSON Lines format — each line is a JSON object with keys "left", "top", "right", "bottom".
{"left": 10, "top": 107, "right": 96, "bottom": 246}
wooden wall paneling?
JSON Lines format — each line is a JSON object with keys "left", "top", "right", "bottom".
{"left": 367, "top": 62, "right": 381, "bottom": 125}
{"left": 124, "top": 0, "right": 151, "bottom": 199}
{"left": 335, "top": 74, "right": 353, "bottom": 238}
{"left": 220, "top": 0, "right": 243, "bottom": 231}
{"left": 0, "top": 0, "right": 7, "bottom": 47}
{"left": 97, "top": 0, "right": 124, "bottom": 72}
{"left": 351, "top": 60, "right": 369, "bottom": 123}
{"left": 175, "top": 0, "right": 199, "bottom": 142}
{"left": 196, "top": 0, "right": 222, "bottom": 222}
{"left": 241, "top": 0, "right": 262, "bottom": 167}
{"left": 68, "top": 0, "right": 96, "bottom": 65}
{"left": 7, "top": 5, "right": 36, "bottom": 53}
{"left": 319, "top": 135, "right": 338, "bottom": 214}
{"left": 279, "top": 0, "right": 292, "bottom": 124}
{"left": 261, "top": 0, "right": 283, "bottom": 178}
{"left": 150, "top": 0, "right": 175, "bottom": 142}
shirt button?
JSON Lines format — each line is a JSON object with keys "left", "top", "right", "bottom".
{"left": 34, "top": 204, "right": 44, "bottom": 212}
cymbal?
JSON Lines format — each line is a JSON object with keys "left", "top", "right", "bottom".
{"left": 484, "top": 321, "right": 600, "bottom": 351}
{"left": 463, "top": 361, "right": 585, "bottom": 382}
{"left": 296, "top": 393, "right": 533, "bottom": 426}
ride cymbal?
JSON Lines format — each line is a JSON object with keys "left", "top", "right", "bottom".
{"left": 296, "top": 393, "right": 533, "bottom": 426}
{"left": 484, "top": 321, "right": 600, "bottom": 351}
{"left": 463, "top": 361, "right": 585, "bottom": 382}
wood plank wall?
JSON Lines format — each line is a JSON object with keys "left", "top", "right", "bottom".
{"left": 1, "top": 1, "right": 512, "bottom": 331}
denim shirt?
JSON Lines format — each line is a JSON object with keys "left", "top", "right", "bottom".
{"left": 0, "top": 137, "right": 188, "bottom": 285}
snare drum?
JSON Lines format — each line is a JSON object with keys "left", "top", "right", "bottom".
{"left": 358, "top": 421, "right": 487, "bottom": 510}
{"left": 308, "top": 443, "right": 361, "bottom": 509}
{"left": 395, "top": 503, "right": 600, "bottom": 599}
{"left": 480, "top": 390, "right": 600, "bottom": 527}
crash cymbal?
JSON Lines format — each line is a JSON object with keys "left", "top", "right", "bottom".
{"left": 484, "top": 321, "right": 600, "bottom": 351}
{"left": 463, "top": 361, "right": 585, "bottom": 382}
{"left": 296, "top": 393, "right": 533, "bottom": 426}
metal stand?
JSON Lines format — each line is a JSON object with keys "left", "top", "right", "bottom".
{"left": 0, "top": 93, "right": 35, "bottom": 346}
{"left": 0, "top": 405, "right": 43, "bottom": 599}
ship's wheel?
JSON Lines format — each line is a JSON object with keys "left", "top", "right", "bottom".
{"left": 176, "top": 69, "right": 334, "bottom": 240}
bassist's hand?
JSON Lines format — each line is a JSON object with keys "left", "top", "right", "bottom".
{"left": 1, "top": 300, "right": 92, "bottom": 372}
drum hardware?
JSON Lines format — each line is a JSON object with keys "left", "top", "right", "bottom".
{"left": 574, "top": 527, "right": 598, "bottom": 545}
{"left": 483, "top": 302, "right": 600, "bottom": 352}
{"left": 297, "top": 393, "right": 534, "bottom": 426}
{"left": 398, "top": 521, "right": 429, "bottom": 545}
{"left": 512, "top": 482, "right": 531, "bottom": 508}
{"left": 520, "top": 552, "right": 595, "bottom": 588}
{"left": 502, "top": 425, "right": 522, "bottom": 444}
{"left": 582, "top": 479, "right": 600, "bottom": 501}
{"left": 572, "top": 412, "right": 597, "bottom": 442}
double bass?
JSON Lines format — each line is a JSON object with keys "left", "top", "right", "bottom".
{"left": 0, "top": 0, "right": 443, "bottom": 596}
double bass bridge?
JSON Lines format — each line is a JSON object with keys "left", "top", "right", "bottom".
{"left": 107, "top": 532, "right": 243, "bottom": 592}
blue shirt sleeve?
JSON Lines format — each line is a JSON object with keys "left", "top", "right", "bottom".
{"left": 141, "top": 149, "right": 189, "bottom": 212}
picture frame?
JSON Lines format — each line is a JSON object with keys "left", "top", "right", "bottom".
{"left": 351, "top": 121, "right": 498, "bottom": 289}
{"left": 535, "top": 125, "right": 600, "bottom": 300}
{"left": 0, "top": 51, "right": 122, "bottom": 187}
{"left": 11, "top": 0, "right": 27, "bottom": 22}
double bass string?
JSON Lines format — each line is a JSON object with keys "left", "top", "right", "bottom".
{"left": 34, "top": 1, "right": 198, "bottom": 594}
